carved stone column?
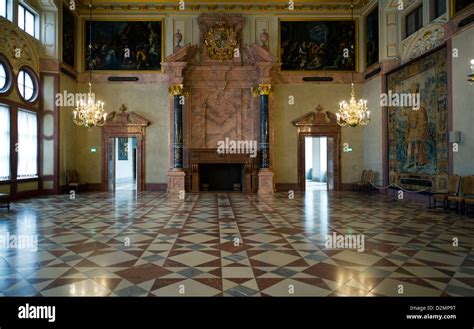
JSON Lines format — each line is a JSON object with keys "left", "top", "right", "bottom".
{"left": 170, "top": 85, "right": 184, "bottom": 169}
{"left": 162, "top": 45, "right": 198, "bottom": 193}
{"left": 257, "top": 84, "right": 271, "bottom": 168}
{"left": 167, "top": 84, "right": 186, "bottom": 193}
{"left": 255, "top": 84, "right": 275, "bottom": 195}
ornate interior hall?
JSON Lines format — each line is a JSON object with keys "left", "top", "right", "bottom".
{"left": 0, "top": 0, "right": 473, "bottom": 298}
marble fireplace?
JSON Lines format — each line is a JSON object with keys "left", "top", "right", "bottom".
{"left": 162, "top": 13, "right": 280, "bottom": 194}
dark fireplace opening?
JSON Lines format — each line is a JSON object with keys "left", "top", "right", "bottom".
{"left": 199, "top": 164, "right": 243, "bottom": 192}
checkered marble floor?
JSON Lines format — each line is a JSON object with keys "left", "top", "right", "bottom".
{"left": 0, "top": 191, "right": 473, "bottom": 297}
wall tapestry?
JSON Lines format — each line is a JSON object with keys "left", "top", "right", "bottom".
{"left": 279, "top": 19, "right": 356, "bottom": 71}
{"left": 85, "top": 20, "right": 162, "bottom": 70}
{"left": 365, "top": 5, "right": 379, "bottom": 68}
{"left": 62, "top": 5, "right": 75, "bottom": 68}
{"left": 387, "top": 47, "right": 448, "bottom": 191}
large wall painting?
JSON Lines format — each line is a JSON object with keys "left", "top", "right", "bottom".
{"left": 279, "top": 19, "right": 357, "bottom": 71}
{"left": 85, "top": 20, "right": 162, "bottom": 70}
{"left": 454, "top": 0, "right": 473, "bottom": 15}
{"left": 387, "top": 47, "right": 448, "bottom": 191}
{"left": 365, "top": 5, "right": 379, "bottom": 68}
{"left": 62, "top": 5, "right": 75, "bottom": 68}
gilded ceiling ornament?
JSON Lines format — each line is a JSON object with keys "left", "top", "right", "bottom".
{"left": 204, "top": 20, "right": 238, "bottom": 61}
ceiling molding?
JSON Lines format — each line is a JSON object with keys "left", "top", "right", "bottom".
{"left": 76, "top": 0, "right": 372, "bottom": 14}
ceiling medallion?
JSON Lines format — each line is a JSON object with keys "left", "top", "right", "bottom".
{"left": 204, "top": 20, "right": 238, "bottom": 61}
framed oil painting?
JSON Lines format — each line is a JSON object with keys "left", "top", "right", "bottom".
{"left": 62, "top": 5, "right": 75, "bottom": 68}
{"left": 453, "top": 0, "right": 473, "bottom": 15}
{"left": 279, "top": 19, "right": 357, "bottom": 71}
{"left": 85, "top": 20, "right": 163, "bottom": 70}
{"left": 365, "top": 5, "right": 379, "bottom": 68}
{"left": 387, "top": 47, "right": 448, "bottom": 191}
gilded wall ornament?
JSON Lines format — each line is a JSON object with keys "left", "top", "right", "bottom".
{"left": 402, "top": 23, "right": 445, "bottom": 63}
{"left": 203, "top": 21, "right": 238, "bottom": 61}
{"left": 0, "top": 18, "right": 39, "bottom": 74}
{"left": 252, "top": 84, "right": 272, "bottom": 96}
{"left": 168, "top": 84, "right": 189, "bottom": 96}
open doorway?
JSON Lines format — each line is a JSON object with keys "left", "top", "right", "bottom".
{"left": 305, "top": 137, "right": 328, "bottom": 190}
{"left": 294, "top": 107, "right": 341, "bottom": 191}
{"left": 108, "top": 137, "right": 137, "bottom": 191}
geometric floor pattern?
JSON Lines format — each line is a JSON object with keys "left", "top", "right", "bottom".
{"left": 0, "top": 191, "right": 473, "bottom": 296}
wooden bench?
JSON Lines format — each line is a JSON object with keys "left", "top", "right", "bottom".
{"left": 0, "top": 193, "right": 10, "bottom": 211}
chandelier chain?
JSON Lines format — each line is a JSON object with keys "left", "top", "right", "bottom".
{"left": 73, "top": 0, "right": 108, "bottom": 128}
{"left": 335, "top": 0, "right": 370, "bottom": 128}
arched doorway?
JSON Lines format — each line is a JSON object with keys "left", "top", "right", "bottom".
{"left": 293, "top": 105, "right": 341, "bottom": 191}
{"left": 101, "top": 105, "right": 150, "bottom": 192}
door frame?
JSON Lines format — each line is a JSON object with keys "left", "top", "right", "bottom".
{"left": 298, "top": 132, "right": 341, "bottom": 191}
{"left": 108, "top": 137, "right": 116, "bottom": 191}
{"left": 293, "top": 106, "right": 341, "bottom": 192}
{"left": 103, "top": 133, "right": 144, "bottom": 192}
{"left": 101, "top": 105, "right": 150, "bottom": 192}
{"left": 105, "top": 135, "right": 141, "bottom": 191}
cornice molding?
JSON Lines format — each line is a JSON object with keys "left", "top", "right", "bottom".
{"left": 76, "top": 0, "right": 372, "bottom": 14}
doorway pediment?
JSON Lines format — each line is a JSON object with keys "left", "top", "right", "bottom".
{"left": 105, "top": 105, "right": 150, "bottom": 127}
{"left": 292, "top": 105, "right": 338, "bottom": 127}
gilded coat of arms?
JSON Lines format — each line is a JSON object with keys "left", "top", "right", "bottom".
{"left": 204, "top": 21, "right": 238, "bottom": 60}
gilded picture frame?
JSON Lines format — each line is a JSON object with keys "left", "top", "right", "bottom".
{"left": 83, "top": 18, "right": 164, "bottom": 72}
{"left": 364, "top": 5, "right": 379, "bottom": 69}
{"left": 278, "top": 18, "right": 359, "bottom": 72}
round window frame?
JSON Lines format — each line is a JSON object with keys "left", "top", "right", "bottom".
{"left": 16, "top": 66, "right": 39, "bottom": 104}
{"left": 0, "top": 54, "right": 13, "bottom": 95}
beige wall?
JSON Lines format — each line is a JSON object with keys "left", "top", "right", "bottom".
{"left": 363, "top": 76, "right": 383, "bottom": 182}
{"left": 70, "top": 81, "right": 364, "bottom": 187}
{"left": 74, "top": 82, "right": 169, "bottom": 184}
{"left": 452, "top": 27, "right": 474, "bottom": 176}
{"left": 273, "top": 83, "right": 365, "bottom": 184}
{"left": 59, "top": 73, "right": 78, "bottom": 186}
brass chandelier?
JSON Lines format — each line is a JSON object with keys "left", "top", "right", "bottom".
{"left": 336, "top": 82, "right": 370, "bottom": 127}
{"left": 468, "top": 59, "right": 474, "bottom": 84}
{"left": 73, "top": 0, "right": 107, "bottom": 128}
{"left": 336, "top": 0, "right": 370, "bottom": 128}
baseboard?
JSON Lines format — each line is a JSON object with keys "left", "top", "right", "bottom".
{"left": 146, "top": 183, "right": 167, "bottom": 191}
{"left": 275, "top": 183, "right": 298, "bottom": 192}
{"left": 386, "top": 188, "right": 430, "bottom": 204}
{"left": 59, "top": 184, "right": 102, "bottom": 193}
{"left": 341, "top": 183, "right": 354, "bottom": 191}
{"left": 41, "top": 189, "right": 58, "bottom": 196}
{"left": 60, "top": 183, "right": 167, "bottom": 192}
{"left": 277, "top": 183, "right": 357, "bottom": 192}
{"left": 86, "top": 183, "right": 102, "bottom": 192}
{"left": 11, "top": 190, "right": 41, "bottom": 200}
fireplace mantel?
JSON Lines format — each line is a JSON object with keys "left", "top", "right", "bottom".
{"left": 164, "top": 13, "right": 278, "bottom": 194}
{"left": 189, "top": 149, "right": 258, "bottom": 193}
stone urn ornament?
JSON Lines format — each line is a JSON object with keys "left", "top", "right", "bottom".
{"left": 260, "top": 29, "right": 269, "bottom": 50}
{"left": 174, "top": 29, "right": 183, "bottom": 52}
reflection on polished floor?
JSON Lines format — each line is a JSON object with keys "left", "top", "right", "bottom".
{"left": 306, "top": 181, "right": 327, "bottom": 191}
{"left": 0, "top": 191, "right": 473, "bottom": 297}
